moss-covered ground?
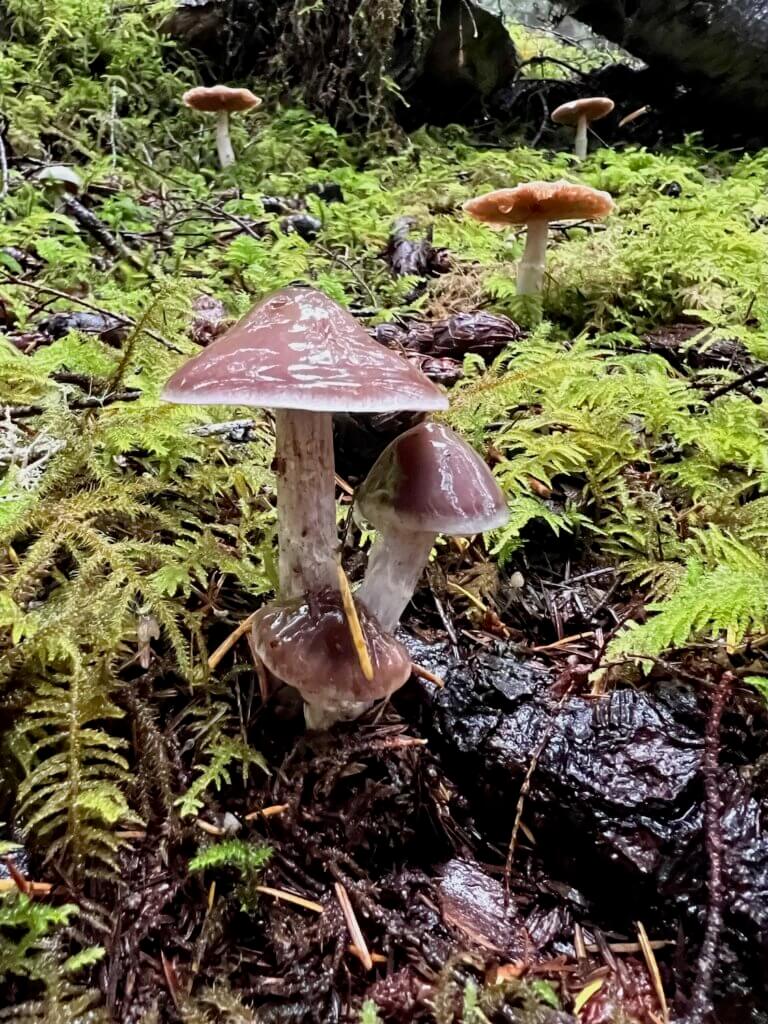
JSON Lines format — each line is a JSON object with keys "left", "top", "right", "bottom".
{"left": 1, "top": 2, "right": 768, "bottom": 1020}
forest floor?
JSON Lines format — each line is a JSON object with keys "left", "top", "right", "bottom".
{"left": 2, "top": 5, "right": 768, "bottom": 1024}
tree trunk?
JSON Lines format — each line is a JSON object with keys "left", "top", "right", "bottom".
{"left": 560, "top": 0, "right": 768, "bottom": 119}
{"left": 164, "top": 0, "right": 518, "bottom": 129}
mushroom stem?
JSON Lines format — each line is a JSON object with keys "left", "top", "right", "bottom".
{"left": 574, "top": 114, "right": 589, "bottom": 160}
{"left": 356, "top": 526, "right": 436, "bottom": 633}
{"left": 215, "top": 110, "right": 235, "bottom": 169}
{"left": 517, "top": 220, "right": 549, "bottom": 296}
{"left": 304, "top": 698, "right": 373, "bottom": 731}
{"left": 274, "top": 410, "right": 339, "bottom": 599}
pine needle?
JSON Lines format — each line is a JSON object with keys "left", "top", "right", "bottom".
{"left": 337, "top": 563, "right": 374, "bottom": 681}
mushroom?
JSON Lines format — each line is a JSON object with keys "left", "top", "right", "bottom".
{"left": 355, "top": 421, "right": 509, "bottom": 633}
{"left": 463, "top": 180, "right": 614, "bottom": 296}
{"left": 161, "top": 286, "right": 448, "bottom": 601}
{"left": 251, "top": 589, "right": 413, "bottom": 730}
{"left": 551, "top": 97, "right": 614, "bottom": 160}
{"left": 182, "top": 85, "right": 262, "bottom": 169}
{"left": 35, "top": 165, "right": 83, "bottom": 194}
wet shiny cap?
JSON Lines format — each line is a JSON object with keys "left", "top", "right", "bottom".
{"left": 251, "top": 590, "right": 412, "bottom": 703}
{"left": 463, "top": 180, "right": 614, "bottom": 230}
{"left": 552, "top": 96, "right": 615, "bottom": 125}
{"left": 162, "top": 287, "right": 448, "bottom": 413}
{"left": 182, "top": 85, "right": 262, "bottom": 113}
{"left": 357, "top": 421, "right": 508, "bottom": 535}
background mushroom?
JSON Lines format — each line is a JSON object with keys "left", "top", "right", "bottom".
{"left": 463, "top": 180, "right": 614, "bottom": 296}
{"left": 251, "top": 589, "right": 413, "bottom": 730}
{"left": 551, "top": 96, "right": 615, "bottom": 160}
{"left": 162, "top": 286, "right": 448, "bottom": 601}
{"left": 182, "top": 85, "right": 262, "bottom": 169}
{"left": 35, "top": 165, "right": 83, "bottom": 194}
{"left": 355, "top": 421, "right": 509, "bottom": 633}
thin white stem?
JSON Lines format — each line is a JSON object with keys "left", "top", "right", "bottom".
{"left": 274, "top": 410, "right": 339, "bottom": 599}
{"left": 574, "top": 114, "right": 588, "bottom": 160}
{"left": 215, "top": 110, "right": 235, "bottom": 169}
{"left": 516, "top": 220, "right": 549, "bottom": 296}
{"left": 356, "top": 527, "right": 436, "bottom": 633}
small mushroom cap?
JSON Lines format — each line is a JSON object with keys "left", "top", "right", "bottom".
{"left": 463, "top": 180, "right": 614, "bottom": 230}
{"left": 551, "top": 96, "right": 615, "bottom": 126}
{"left": 182, "top": 85, "right": 262, "bottom": 113}
{"left": 252, "top": 590, "right": 413, "bottom": 703}
{"left": 357, "top": 421, "right": 508, "bottom": 535}
{"left": 162, "top": 286, "right": 448, "bottom": 413}
{"left": 36, "top": 165, "right": 82, "bottom": 193}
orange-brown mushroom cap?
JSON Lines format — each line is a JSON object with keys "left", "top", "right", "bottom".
{"left": 552, "top": 97, "right": 614, "bottom": 126}
{"left": 182, "top": 85, "right": 262, "bottom": 114}
{"left": 463, "top": 180, "right": 614, "bottom": 230}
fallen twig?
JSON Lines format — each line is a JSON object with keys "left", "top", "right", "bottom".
{"left": 699, "top": 361, "right": 768, "bottom": 401}
{"left": 0, "top": 273, "right": 181, "bottom": 352}
{"left": 504, "top": 684, "right": 574, "bottom": 903}
{"left": 4, "top": 388, "right": 141, "bottom": 420}
{"left": 255, "top": 885, "right": 324, "bottom": 914}
{"left": 208, "top": 611, "right": 259, "bottom": 671}
{"left": 335, "top": 881, "right": 373, "bottom": 970}
{"left": 686, "top": 671, "right": 733, "bottom": 1023}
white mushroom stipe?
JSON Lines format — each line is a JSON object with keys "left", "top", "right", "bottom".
{"left": 216, "top": 110, "right": 235, "bottom": 169}
{"left": 517, "top": 219, "right": 549, "bottom": 296}
{"left": 274, "top": 410, "right": 338, "bottom": 599}
{"left": 356, "top": 528, "right": 435, "bottom": 634}
{"left": 574, "top": 115, "right": 589, "bottom": 160}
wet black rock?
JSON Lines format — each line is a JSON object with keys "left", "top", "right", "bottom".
{"left": 38, "top": 310, "right": 128, "bottom": 345}
{"left": 420, "top": 646, "right": 768, "bottom": 1010}
{"left": 280, "top": 213, "right": 322, "bottom": 241}
{"left": 307, "top": 181, "right": 344, "bottom": 204}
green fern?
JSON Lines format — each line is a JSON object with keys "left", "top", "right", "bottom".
{"left": 177, "top": 736, "right": 269, "bottom": 819}
{"left": 609, "top": 542, "right": 768, "bottom": 660}
{"left": 11, "top": 672, "right": 143, "bottom": 875}
{"left": 189, "top": 839, "right": 272, "bottom": 877}
{"left": 359, "top": 1001, "right": 384, "bottom": 1024}
{"left": 0, "top": 893, "right": 79, "bottom": 980}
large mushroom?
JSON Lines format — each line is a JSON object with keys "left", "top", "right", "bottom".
{"left": 163, "top": 286, "right": 447, "bottom": 729}
{"left": 162, "top": 286, "right": 448, "bottom": 601}
{"left": 182, "top": 85, "right": 262, "bottom": 169}
{"left": 355, "top": 421, "right": 509, "bottom": 633}
{"left": 551, "top": 97, "right": 614, "bottom": 160}
{"left": 463, "top": 180, "right": 614, "bottom": 296}
{"left": 252, "top": 590, "right": 413, "bottom": 730}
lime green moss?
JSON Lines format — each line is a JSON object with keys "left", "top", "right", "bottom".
{"left": 1, "top": 4, "right": 767, "bottom": 1011}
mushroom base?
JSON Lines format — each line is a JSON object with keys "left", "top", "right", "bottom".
{"left": 250, "top": 589, "right": 412, "bottom": 729}
{"left": 356, "top": 528, "right": 436, "bottom": 633}
{"left": 303, "top": 698, "right": 374, "bottom": 731}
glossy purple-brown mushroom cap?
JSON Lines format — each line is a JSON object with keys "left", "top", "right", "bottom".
{"left": 162, "top": 287, "right": 449, "bottom": 413}
{"left": 357, "top": 421, "right": 508, "bottom": 535}
{"left": 251, "top": 589, "right": 412, "bottom": 703}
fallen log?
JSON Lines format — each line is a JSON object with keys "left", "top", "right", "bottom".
{"left": 560, "top": 0, "right": 768, "bottom": 127}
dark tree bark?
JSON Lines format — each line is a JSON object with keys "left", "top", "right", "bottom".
{"left": 560, "top": 0, "right": 768, "bottom": 118}
{"left": 164, "top": 0, "right": 518, "bottom": 129}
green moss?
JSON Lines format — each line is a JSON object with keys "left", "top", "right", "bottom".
{"left": 1, "top": 4, "right": 768, "bottom": 1012}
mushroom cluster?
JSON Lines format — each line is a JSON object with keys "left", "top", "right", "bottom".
{"left": 163, "top": 287, "right": 507, "bottom": 728}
